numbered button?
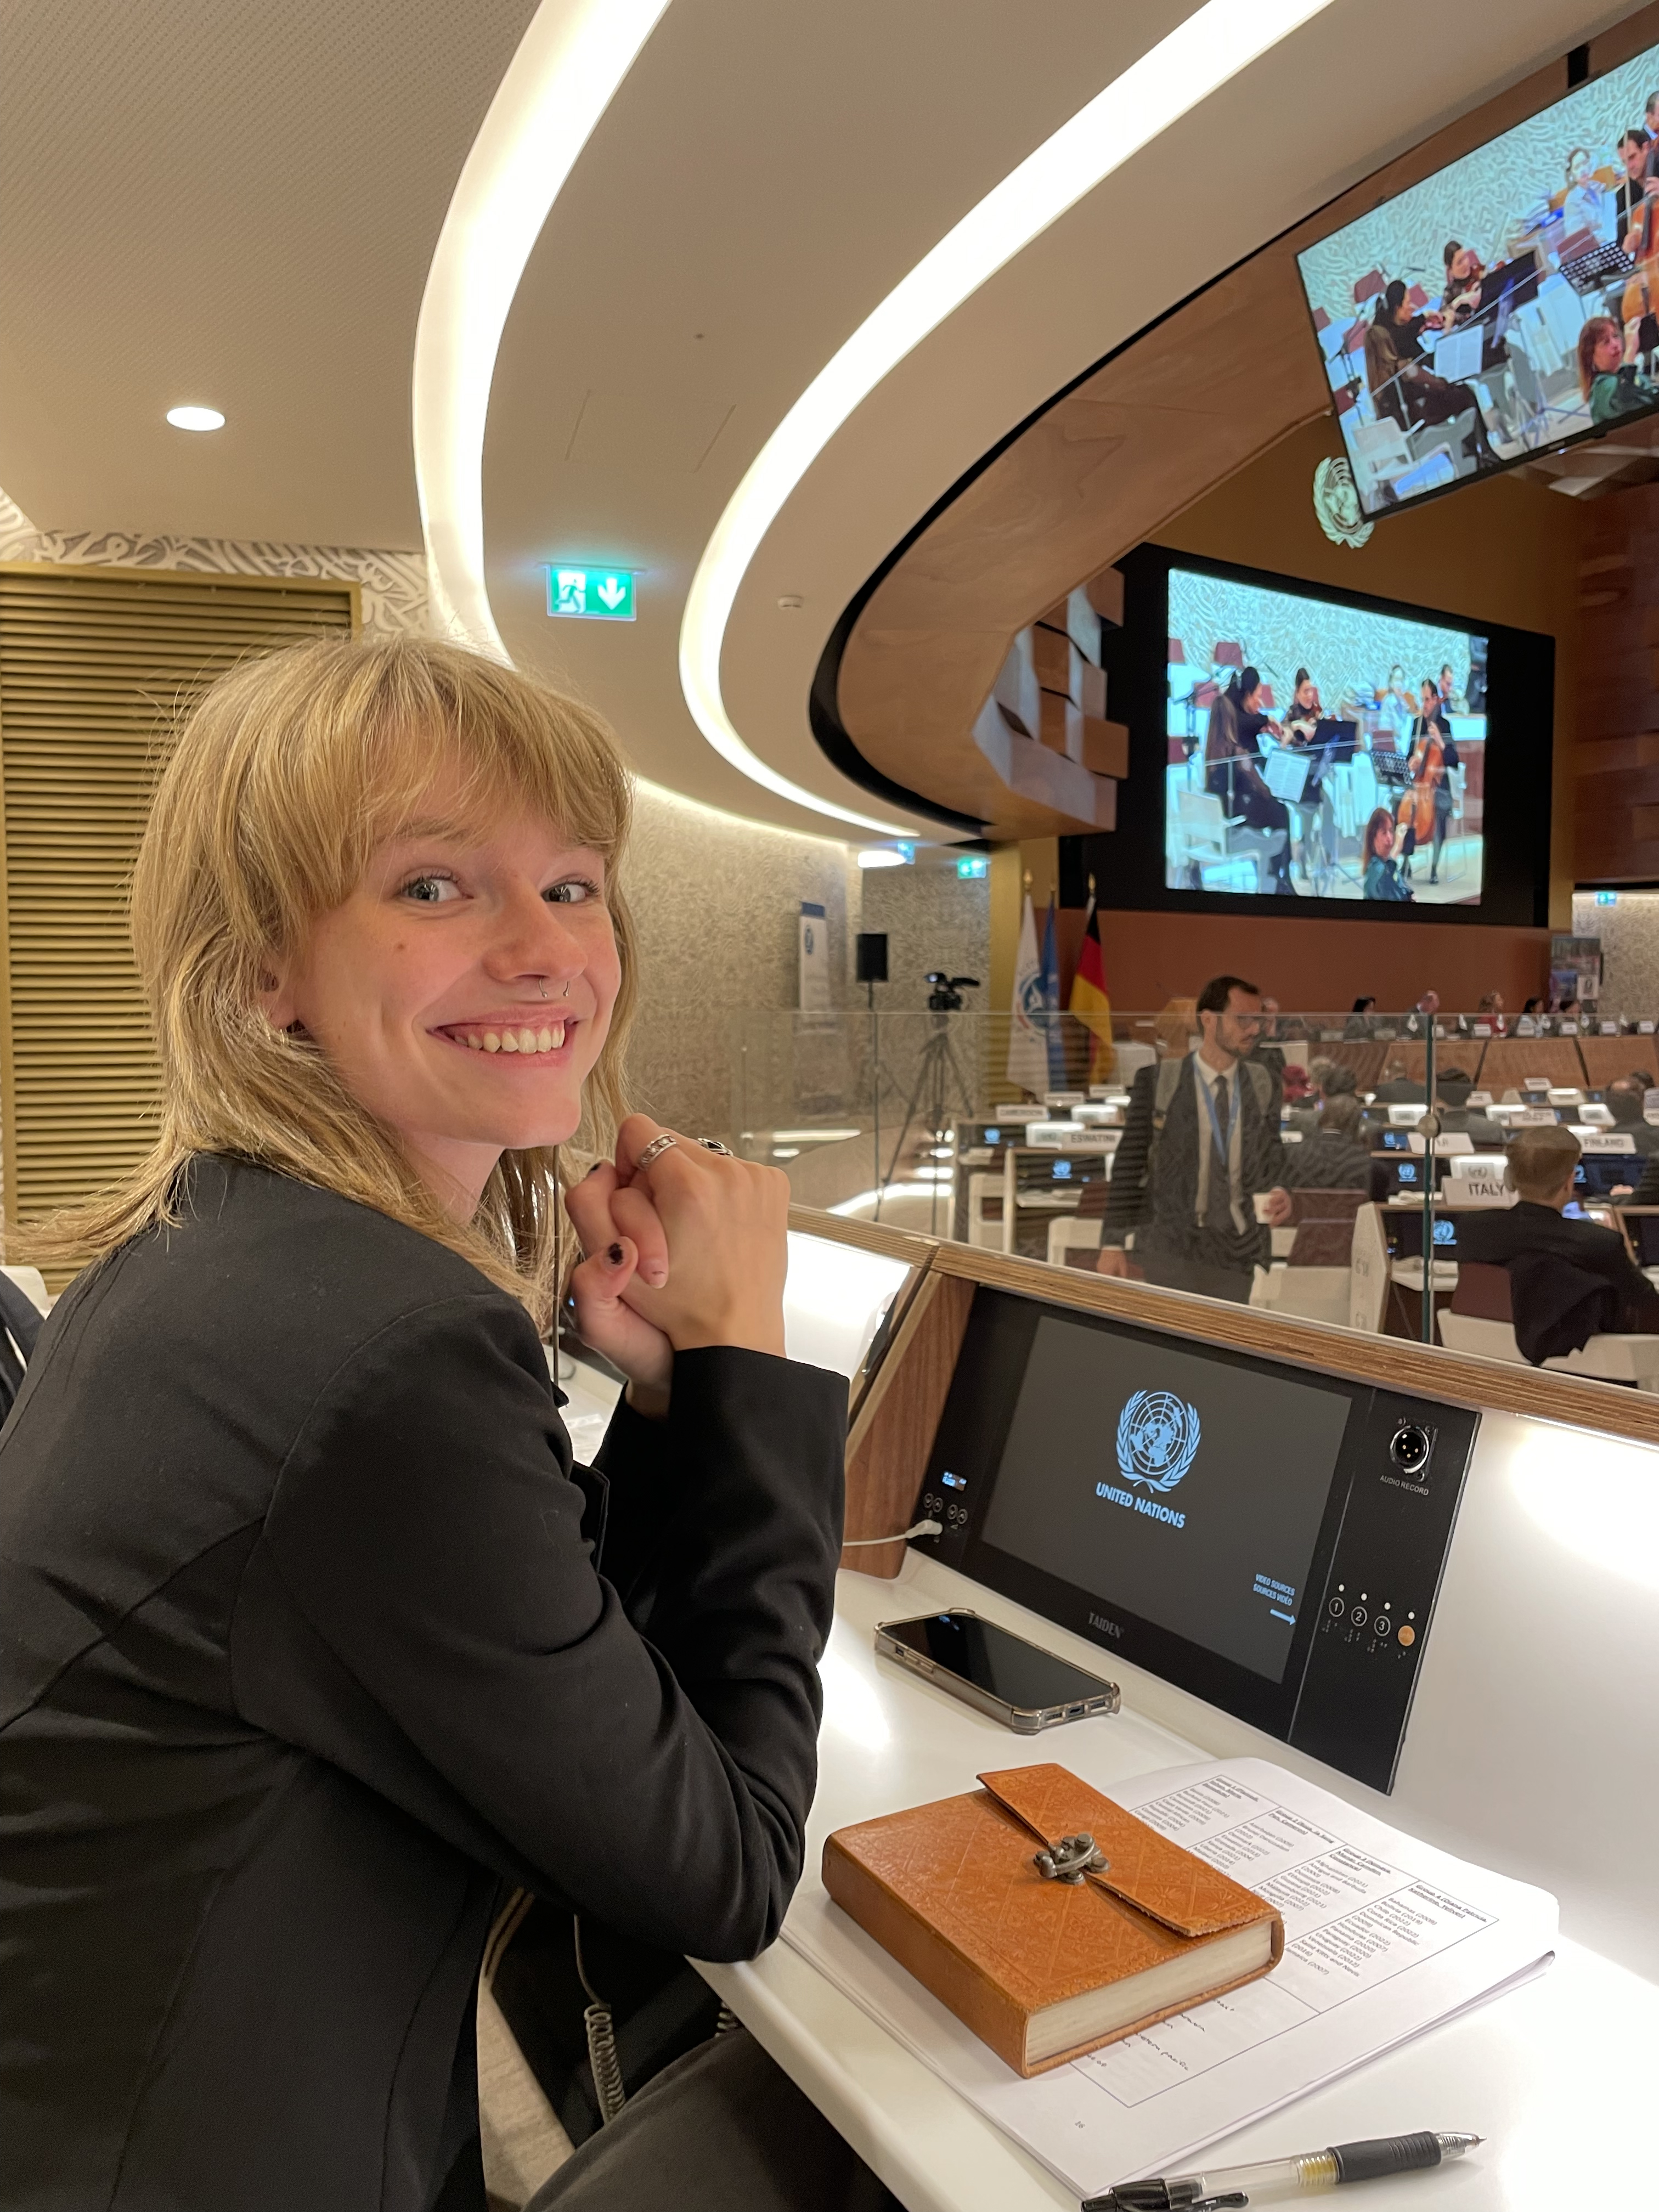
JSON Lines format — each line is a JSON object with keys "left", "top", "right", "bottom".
{"left": 1327, "top": 1597, "right": 1345, "bottom": 1618}
{"left": 1350, "top": 1607, "right": 1368, "bottom": 1630}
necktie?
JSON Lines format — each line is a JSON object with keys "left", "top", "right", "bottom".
{"left": 1206, "top": 1077, "right": 1233, "bottom": 1229}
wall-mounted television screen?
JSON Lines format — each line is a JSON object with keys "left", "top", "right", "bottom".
{"left": 1165, "top": 566, "right": 1487, "bottom": 904}
{"left": 1067, "top": 546, "right": 1553, "bottom": 931}
{"left": 1296, "top": 40, "right": 1659, "bottom": 517}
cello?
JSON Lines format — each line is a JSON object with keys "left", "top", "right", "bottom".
{"left": 1396, "top": 713, "right": 1445, "bottom": 856}
{"left": 1622, "top": 140, "right": 1659, "bottom": 338}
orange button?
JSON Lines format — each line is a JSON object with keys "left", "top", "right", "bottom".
{"left": 1397, "top": 1624, "right": 1416, "bottom": 1646}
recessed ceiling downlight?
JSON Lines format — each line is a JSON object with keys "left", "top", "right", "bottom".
{"left": 166, "top": 405, "right": 225, "bottom": 432}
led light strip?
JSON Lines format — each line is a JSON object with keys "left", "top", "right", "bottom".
{"left": 413, "top": 0, "right": 671, "bottom": 654}
{"left": 677, "top": 0, "right": 1339, "bottom": 831}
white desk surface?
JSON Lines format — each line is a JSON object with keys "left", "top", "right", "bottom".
{"left": 699, "top": 1554, "right": 1658, "bottom": 2212}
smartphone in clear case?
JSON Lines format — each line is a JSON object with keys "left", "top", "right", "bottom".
{"left": 874, "top": 1609, "right": 1120, "bottom": 1734}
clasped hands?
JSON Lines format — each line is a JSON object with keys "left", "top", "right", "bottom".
{"left": 565, "top": 1114, "right": 791, "bottom": 1417}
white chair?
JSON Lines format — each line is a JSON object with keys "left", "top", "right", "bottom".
{"left": 1548, "top": 1336, "right": 1659, "bottom": 1390}
{"left": 1253, "top": 1262, "right": 1353, "bottom": 1325}
{"left": 1171, "top": 787, "right": 1285, "bottom": 894}
{"left": 1347, "top": 1204, "right": 1390, "bottom": 1333}
{"left": 966, "top": 1172, "right": 1003, "bottom": 1252}
{"left": 2, "top": 1264, "right": 49, "bottom": 1315}
{"left": 1437, "top": 1311, "right": 1525, "bottom": 1363}
{"left": 1047, "top": 1216, "right": 1102, "bottom": 1267}
{"left": 1437, "top": 1310, "right": 1659, "bottom": 1390}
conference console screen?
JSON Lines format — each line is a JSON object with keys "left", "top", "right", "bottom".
{"left": 1166, "top": 565, "right": 1487, "bottom": 906}
{"left": 1296, "top": 36, "right": 1659, "bottom": 518}
{"left": 982, "top": 1316, "right": 1349, "bottom": 1686}
{"left": 917, "top": 1290, "right": 1477, "bottom": 1791}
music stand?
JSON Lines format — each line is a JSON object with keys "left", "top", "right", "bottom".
{"left": 1472, "top": 253, "right": 1542, "bottom": 369}
{"left": 1299, "top": 721, "right": 1361, "bottom": 893}
{"left": 1262, "top": 747, "right": 1311, "bottom": 804}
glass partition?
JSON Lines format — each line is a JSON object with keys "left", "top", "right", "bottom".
{"left": 729, "top": 1006, "right": 1659, "bottom": 1380}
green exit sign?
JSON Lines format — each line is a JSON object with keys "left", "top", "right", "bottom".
{"left": 546, "top": 566, "right": 636, "bottom": 621}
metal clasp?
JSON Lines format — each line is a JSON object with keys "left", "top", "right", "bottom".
{"left": 1033, "top": 1831, "right": 1109, "bottom": 1884}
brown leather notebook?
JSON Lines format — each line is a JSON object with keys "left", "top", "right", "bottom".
{"left": 822, "top": 1763, "right": 1284, "bottom": 2076}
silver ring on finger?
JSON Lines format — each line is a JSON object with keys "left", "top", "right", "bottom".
{"left": 697, "top": 1138, "right": 732, "bottom": 1155}
{"left": 635, "top": 1133, "right": 678, "bottom": 1169}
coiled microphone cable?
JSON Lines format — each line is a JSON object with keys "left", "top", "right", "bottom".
{"left": 572, "top": 1915, "right": 627, "bottom": 2126}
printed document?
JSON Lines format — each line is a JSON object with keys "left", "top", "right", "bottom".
{"left": 782, "top": 1757, "right": 1557, "bottom": 2196}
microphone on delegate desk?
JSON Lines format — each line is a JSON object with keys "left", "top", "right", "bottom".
{"left": 1082, "top": 2131, "right": 1482, "bottom": 2210}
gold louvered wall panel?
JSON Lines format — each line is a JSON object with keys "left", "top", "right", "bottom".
{"left": 0, "top": 565, "right": 357, "bottom": 1232}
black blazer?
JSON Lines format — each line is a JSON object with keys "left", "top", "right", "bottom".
{"left": 1458, "top": 1200, "right": 1659, "bottom": 1362}
{"left": 1102, "top": 1057, "right": 1285, "bottom": 1265}
{"left": 0, "top": 1157, "right": 845, "bottom": 2211}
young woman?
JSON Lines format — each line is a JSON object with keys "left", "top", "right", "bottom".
{"left": 1362, "top": 806, "right": 1412, "bottom": 902}
{"left": 1202, "top": 667, "right": 1292, "bottom": 892}
{"left": 0, "top": 639, "right": 861, "bottom": 2212}
{"left": 1577, "top": 313, "right": 1657, "bottom": 427}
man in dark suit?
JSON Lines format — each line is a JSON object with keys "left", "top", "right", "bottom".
{"left": 1097, "top": 974, "right": 1291, "bottom": 1302}
{"left": 1606, "top": 1074, "right": 1659, "bottom": 1158}
{"left": 1282, "top": 1092, "right": 1373, "bottom": 1190}
{"left": 1459, "top": 1124, "right": 1659, "bottom": 1362}
{"left": 1371, "top": 1059, "right": 1424, "bottom": 1103}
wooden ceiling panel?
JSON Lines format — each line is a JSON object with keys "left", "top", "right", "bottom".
{"left": 835, "top": 11, "right": 1659, "bottom": 840}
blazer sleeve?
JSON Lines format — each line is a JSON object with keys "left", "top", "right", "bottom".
{"left": 1252, "top": 1082, "right": 1288, "bottom": 1193}
{"left": 1101, "top": 1065, "right": 1158, "bottom": 1247}
{"left": 243, "top": 1294, "right": 846, "bottom": 1961}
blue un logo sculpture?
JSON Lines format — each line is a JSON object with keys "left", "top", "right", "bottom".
{"left": 1115, "top": 1390, "right": 1201, "bottom": 1494}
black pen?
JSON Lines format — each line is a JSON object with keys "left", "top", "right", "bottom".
{"left": 1083, "top": 2130, "right": 1483, "bottom": 2210}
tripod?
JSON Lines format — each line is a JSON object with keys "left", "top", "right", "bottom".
{"left": 876, "top": 1013, "right": 977, "bottom": 1233}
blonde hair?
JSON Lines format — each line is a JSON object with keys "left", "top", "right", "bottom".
{"left": 1506, "top": 1123, "right": 1579, "bottom": 1203}
{"left": 18, "top": 635, "right": 635, "bottom": 1328}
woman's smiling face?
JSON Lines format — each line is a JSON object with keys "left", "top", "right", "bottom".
{"left": 262, "top": 771, "right": 621, "bottom": 1211}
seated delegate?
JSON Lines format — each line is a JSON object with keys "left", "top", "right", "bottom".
{"left": 1281, "top": 1092, "right": 1373, "bottom": 1190}
{"left": 1605, "top": 1073, "right": 1659, "bottom": 1164}
{"left": 0, "top": 639, "right": 873, "bottom": 2212}
{"left": 1458, "top": 1124, "right": 1659, "bottom": 1364}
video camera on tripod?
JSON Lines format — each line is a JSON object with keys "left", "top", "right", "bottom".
{"left": 925, "top": 972, "right": 980, "bottom": 1013}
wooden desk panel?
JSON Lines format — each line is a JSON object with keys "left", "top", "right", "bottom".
{"left": 1476, "top": 1037, "right": 1589, "bottom": 1093}
{"left": 830, "top": 26, "right": 1641, "bottom": 838}
{"left": 788, "top": 1204, "right": 1659, "bottom": 1453}
{"left": 1579, "top": 1035, "right": 1659, "bottom": 1088}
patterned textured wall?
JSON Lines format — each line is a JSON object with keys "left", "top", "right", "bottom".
{"left": 0, "top": 484, "right": 427, "bottom": 639}
{"left": 858, "top": 855, "right": 990, "bottom": 1012}
{"left": 1571, "top": 889, "right": 1659, "bottom": 1012}
{"left": 622, "top": 784, "right": 860, "bottom": 1141}
{"left": 1169, "top": 568, "right": 1482, "bottom": 716}
{"left": 1297, "top": 43, "right": 1659, "bottom": 324}
{"left": 622, "top": 817, "right": 989, "bottom": 1145}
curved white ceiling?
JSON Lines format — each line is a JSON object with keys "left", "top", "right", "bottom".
{"left": 673, "top": 0, "right": 1340, "bottom": 834}
{"left": 464, "top": 0, "right": 1624, "bottom": 840}
{"left": 413, "top": 0, "right": 670, "bottom": 653}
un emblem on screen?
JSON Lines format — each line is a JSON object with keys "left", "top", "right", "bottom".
{"left": 1116, "top": 1390, "right": 1201, "bottom": 1494}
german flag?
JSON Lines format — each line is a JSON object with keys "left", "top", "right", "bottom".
{"left": 1068, "top": 892, "right": 1114, "bottom": 1080}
